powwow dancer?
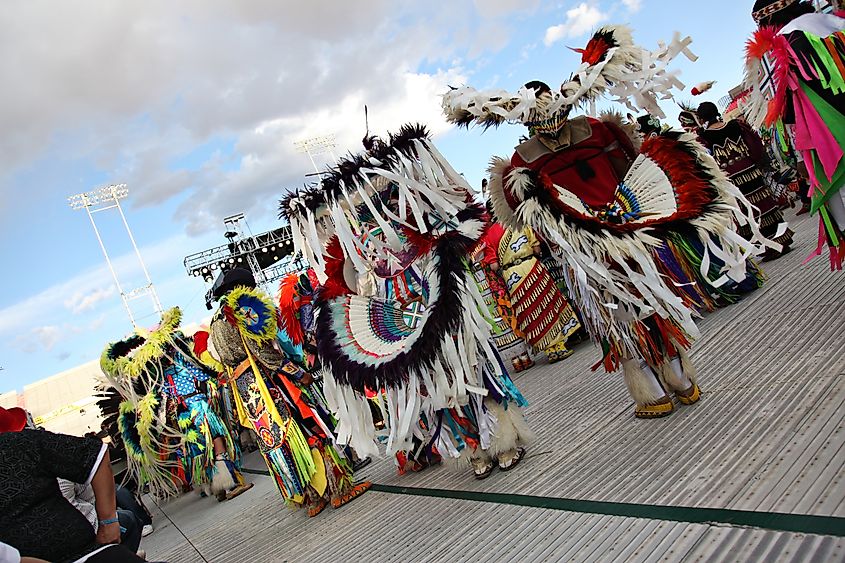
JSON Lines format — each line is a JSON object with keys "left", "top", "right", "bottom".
{"left": 280, "top": 125, "right": 534, "bottom": 479}
{"left": 636, "top": 113, "right": 766, "bottom": 310}
{"left": 678, "top": 103, "right": 703, "bottom": 137}
{"left": 696, "top": 101, "right": 794, "bottom": 259}
{"left": 472, "top": 224, "right": 535, "bottom": 372}
{"left": 277, "top": 271, "right": 374, "bottom": 472}
{"left": 745, "top": 0, "right": 845, "bottom": 269}
{"left": 443, "top": 25, "right": 776, "bottom": 418}
{"left": 483, "top": 221, "right": 581, "bottom": 362}
{"left": 277, "top": 270, "right": 321, "bottom": 370}
{"left": 208, "top": 268, "right": 369, "bottom": 517}
{"left": 98, "top": 307, "right": 250, "bottom": 500}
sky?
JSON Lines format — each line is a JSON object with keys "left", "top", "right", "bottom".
{"left": 0, "top": 0, "right": 764, "bottom": 393}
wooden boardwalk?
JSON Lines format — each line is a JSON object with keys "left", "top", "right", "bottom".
{"left": 143, "top": 210, "right": 845, "bottom": 562}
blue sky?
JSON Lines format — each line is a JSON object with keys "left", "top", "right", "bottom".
{"left": 0, "top": 0, "right": 761, "bottom": 393}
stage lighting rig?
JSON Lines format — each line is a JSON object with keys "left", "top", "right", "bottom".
{"left": 183, "top": 213, "right": 306, "bottom": 308}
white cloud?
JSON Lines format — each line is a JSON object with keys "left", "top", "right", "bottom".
{"left": 12, "top": 315, "right": 110, "bottom": 356}
{"left": 622, "top": 0, "right": 642, "bottom": 12}
{"left": 0, "top": 1, "right": 525, "bottom": 234}
{"left": 14, "top": 326, "right": 61, "bottom": 353}
{"left": 472, "top": 0, "right": 541, "bottom": 17}
{"left": 64, "top": 286, "right": 116, "bottom": 315}
{"left": 544, "top": 3, "right": 609, "bottom": 46}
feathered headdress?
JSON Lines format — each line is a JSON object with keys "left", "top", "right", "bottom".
{"left": 277, "top": 273, "right": 306, "bottom": 346}
{"left": 279, "top": 123, "right": 482, "bottom": 282}
{"left": 223, "top": 286, "right": 278, "bottom": 344}
{"left": 442, "top": 25, "right": 697, "bottom": 128}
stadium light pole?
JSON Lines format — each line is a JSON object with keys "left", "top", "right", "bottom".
{"left": 68, "top": 184, "right": 163, "bottom": 328}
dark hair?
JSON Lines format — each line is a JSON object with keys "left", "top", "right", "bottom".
{"left": 524, "top": 81, "right": 552, "bottom": 96}
{"left": 696, "top": 102, "right": 721, "bottom": 126}
{"left": 753, "top": 0, "right": 815, "bottom": 28}
{"left": 485, "top": 199, "right": 495, "bottom": 219}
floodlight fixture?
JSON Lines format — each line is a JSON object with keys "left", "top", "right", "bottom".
{"left": 294, "top": 134, "right": 339, "bottom": 176}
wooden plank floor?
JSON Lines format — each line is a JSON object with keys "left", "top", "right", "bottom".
{"left": 143, "top": 209, "right": 845, "bottom": 562}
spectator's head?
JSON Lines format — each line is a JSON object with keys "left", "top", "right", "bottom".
{"left": 752, "top": 0, "right": 815, "bottom": 29}
{"left": 0, "top": 406, "right": 27, "bottom": 433}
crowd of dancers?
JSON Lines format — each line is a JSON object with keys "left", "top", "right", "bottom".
{"left": 1, "top": 2, "right": 842, "bottom": 561}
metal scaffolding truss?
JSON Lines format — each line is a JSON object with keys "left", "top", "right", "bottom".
{"left": 183, "top": 214, "right": 302, "bottom": 305}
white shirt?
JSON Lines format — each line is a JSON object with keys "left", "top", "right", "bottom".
{"left": 0, "top": 540, "right": 117, "bottom": 563}
{"left": 0, "top": 542, "right": 19, "bottom": 563}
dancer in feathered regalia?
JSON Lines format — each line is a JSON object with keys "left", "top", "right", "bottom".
{"left": 280, "top": 125, "right": 534, "bottom": 479}
{"left": 277, "top": 270, "right": 321, "bottom": 370}
{"left": 472, "top": 210, "right": 535, "bottom": 373}
{"left": 696, "top": 101, "right": 795, "bottom": 259}
{"left": 208, "top": 269, "right": 369, "bottom": 516}
{"left": 277, "top": 270, "right": 375, "bottom": 472}
{"left": 745, "top": 0, "right": 845, "bottom": 269}
{"left": 483, "top": 222, "right": 581, "bottom": 362}
{"left": 98, "top": 307, "right": 251, "bottom": 500}
{"left": 443, "top": 26, "right": 775, "bottom": 418}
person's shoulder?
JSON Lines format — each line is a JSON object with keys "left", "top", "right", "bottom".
{"left": 0, "top": 428, "right": 39, "bottom": 444}
{"left": 780, "top": 13, "right": 845, "bottom": 36}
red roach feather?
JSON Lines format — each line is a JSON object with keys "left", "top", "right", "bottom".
{"left": 192, "top": 330, "right": 210, "bottom": 356}
{"left": 572, "top": 36, "right": 611, "bottom": 66}
{"left": 320, "top": 236, "right": 354, "bottom": 300}
{"left": 277, "top": 273, "right": 305, "bottom": 345}
{"left": 746, "top": 27, "right": 777, "bottom": 60}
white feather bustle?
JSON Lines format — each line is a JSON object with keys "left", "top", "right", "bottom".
{"left": 320, "top": 270, "right": 518, "bottom": 459}
{"left": 486, "top": 132, "right": 778, "bottom": 363}
{"left": 740, "top": 52, "right": 769, "bottom": 129}
{"left": 290, "top": 138, "right": 528, "bottom": 461}
{"left": 489, "top": 158, "right": 700, "bottom": 361}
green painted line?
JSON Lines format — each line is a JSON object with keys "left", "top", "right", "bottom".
{"left": 369, "top": 484, "right": 845, "bottom": 538}
{"left": 238, "top": 467, "right": 845, "bottom": 537}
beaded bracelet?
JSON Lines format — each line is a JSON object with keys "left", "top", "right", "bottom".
{"left": 99, "top": 517, "right": 120, "bottom": 525}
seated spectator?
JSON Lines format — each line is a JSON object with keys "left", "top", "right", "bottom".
{"left": 59, "top": 479, "right": 143, "bottom": 554}
{"left": 0, "top": 406, "right": 151, "bottom": 563}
